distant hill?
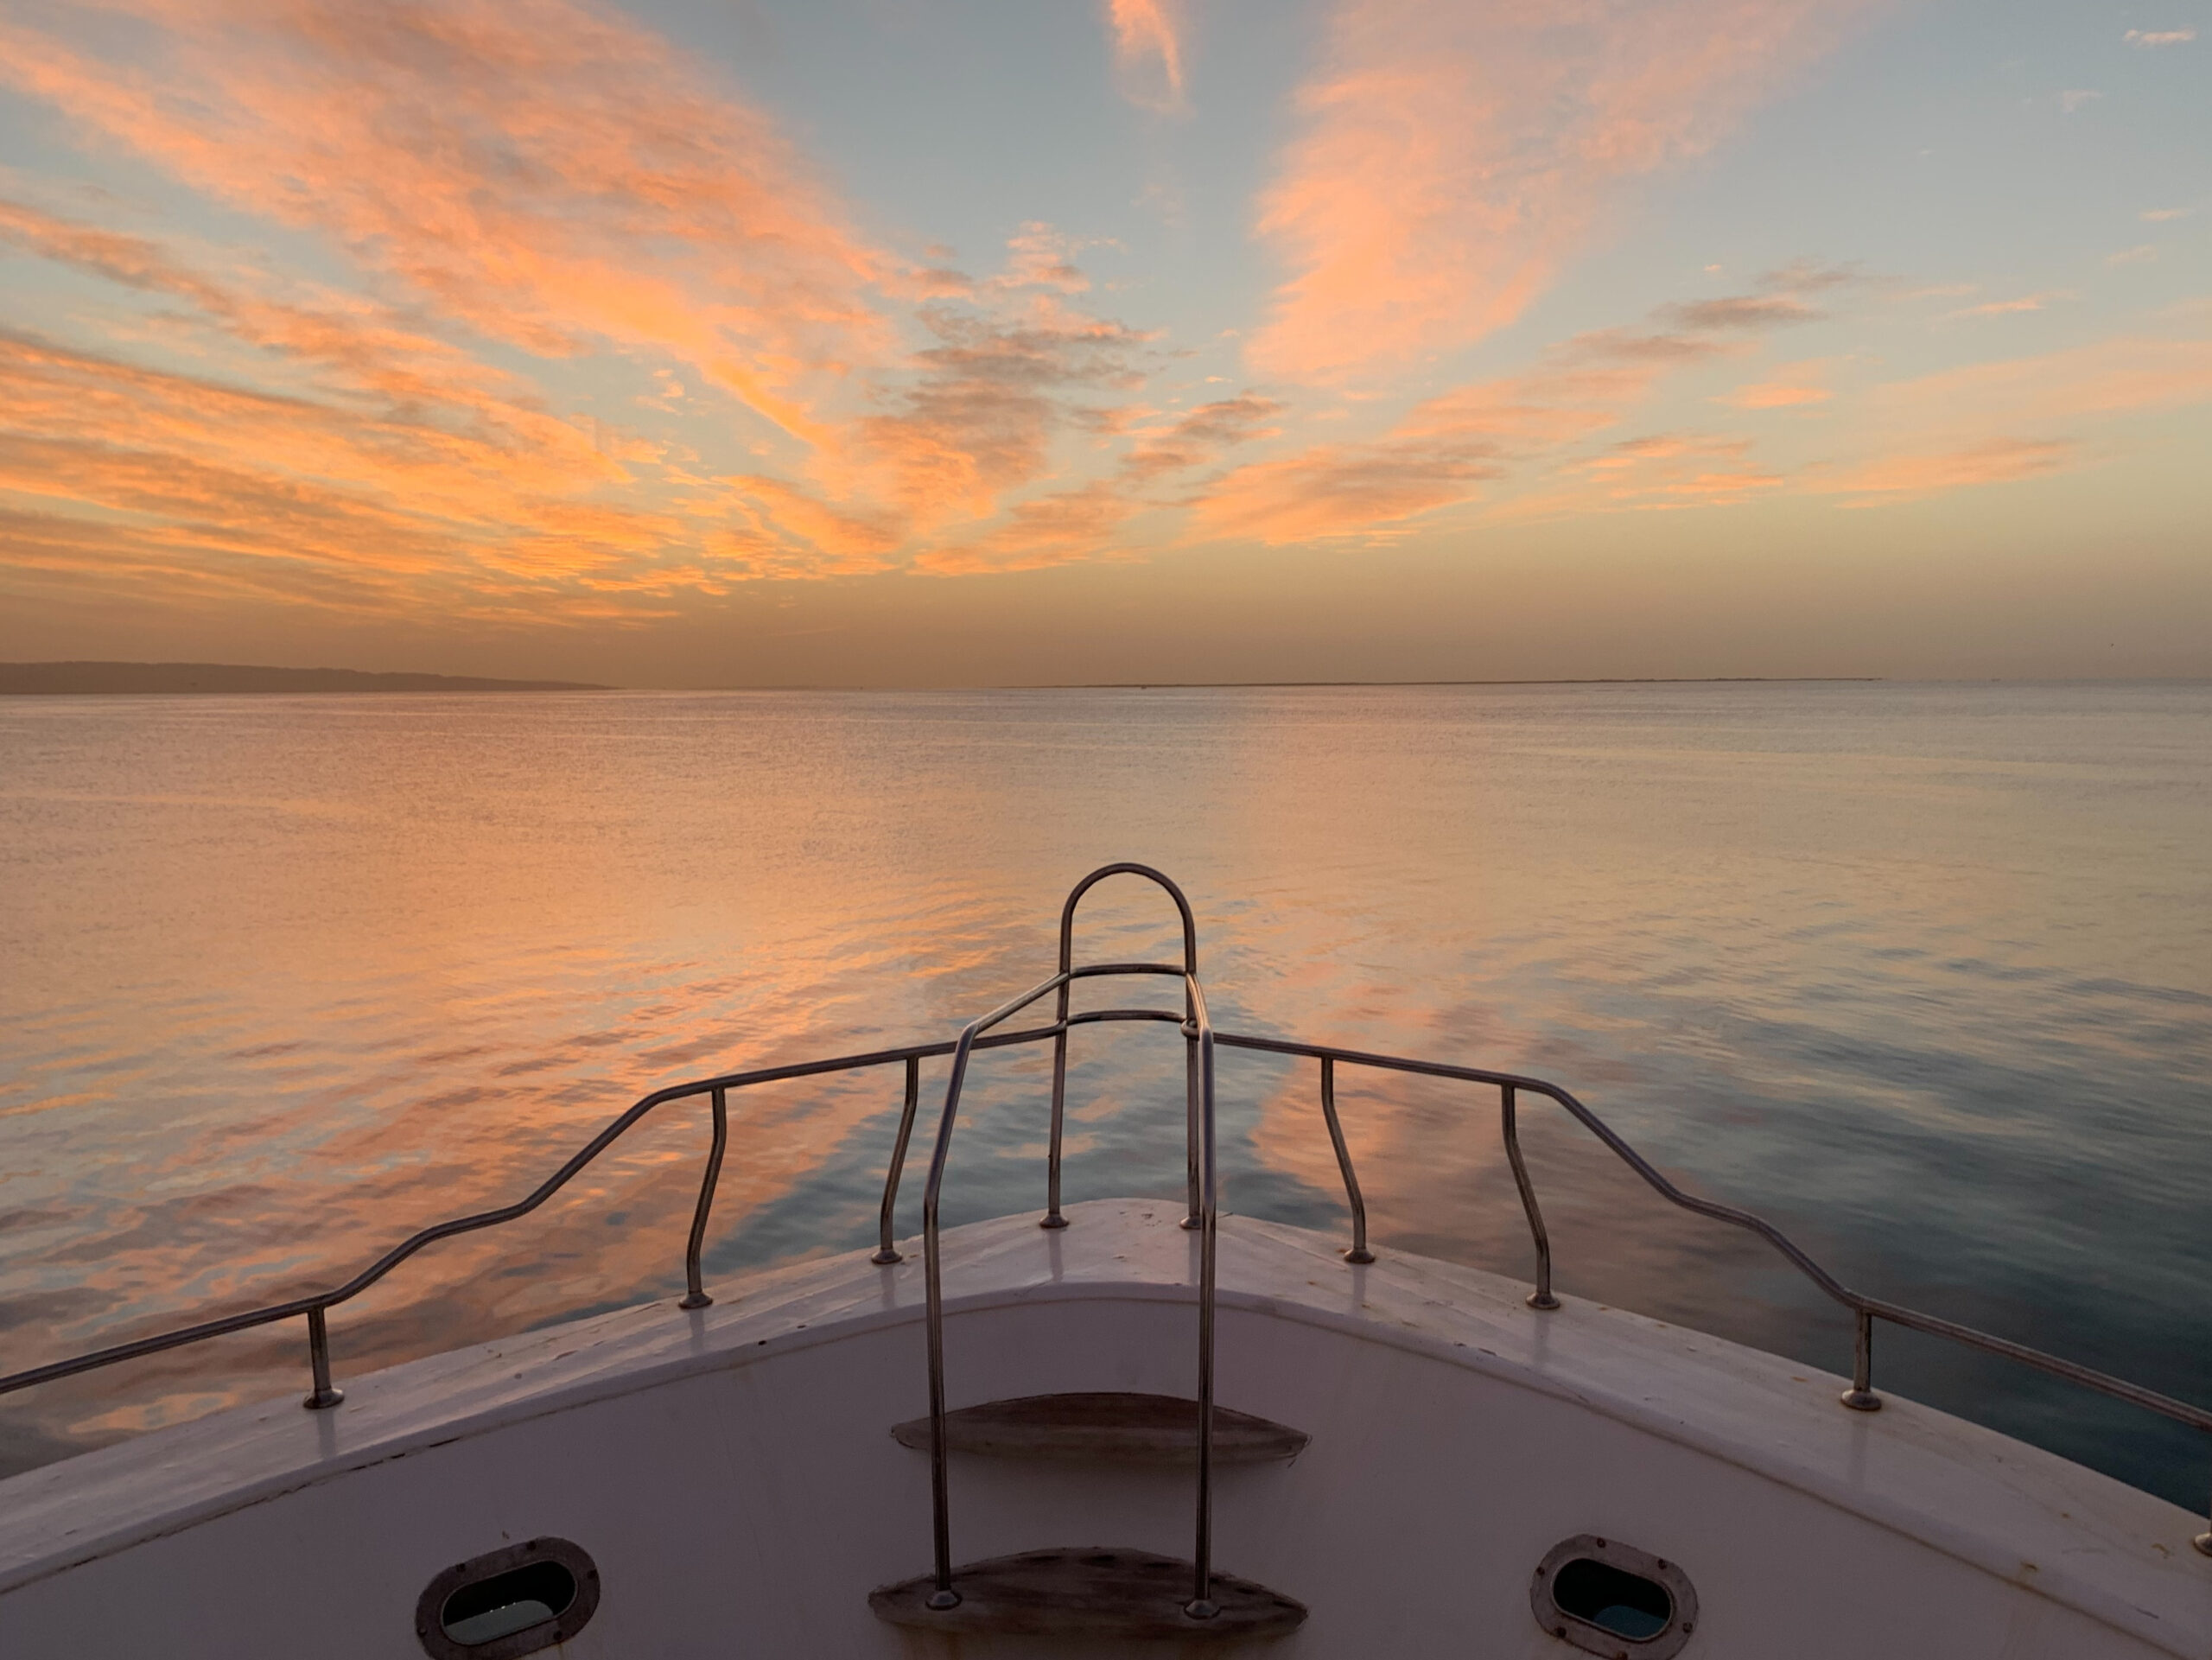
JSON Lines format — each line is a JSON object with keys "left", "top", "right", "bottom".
{"left": 0, "top": 661, "right": 611, "bottom": 695}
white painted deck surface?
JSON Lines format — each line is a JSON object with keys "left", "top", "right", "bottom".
{"left": 1, "top": 1199, "right": 2205, "bottom": 1657}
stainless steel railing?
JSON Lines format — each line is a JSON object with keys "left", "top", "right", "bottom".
{"left": 0, "top": 863, "right": 2205, "bottom": 1563}
{"left": 912, "top": 862, "right": 1226, "bottom": 1619}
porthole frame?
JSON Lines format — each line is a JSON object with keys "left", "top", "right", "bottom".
{"left": 1530, "top": 1534, "right": 1698, "bottom": 1659}
{"left": 415, "top": 1536, "right": 601, "bottom": 1660}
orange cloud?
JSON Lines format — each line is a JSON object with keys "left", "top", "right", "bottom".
{"left": 1942, "top": 291, "right": 2075, "bottom": 321}
{"left": 1106, "top": 0, "right": 1188, "bottom": 112}
{"left": 1566, "top": 433, "right": 1783, "bottom": 508}
{"left": 1720, "top": 383, "right": 1830, "bottom": 408}
{"left": 0, "top": 8, "right": 1202, "bottom": 597}
{"left": 917, "top": 480, "right": 1143, "bottom": 575}
{"left": 1714, "top": 354, "right": 1845, "bottom": 410}
{"left": 0, "top": 323, "right": 721, "bottom": 615}
{"left": 1188, "top": 438, "right": 1504, "bottom": 544}
{"left": 919, "top": 394, "right": 1286, "bottom": 572}
{"left": 1812, "top": 438, "right": 2074, "bottom": 502}
{"left": 846, "top": 296, "right": 1160, "bottom": 527}
{"left": 1872, "top": 338, "right": 2212, "bottom": 424}
{"left": 1803, "top": 335, "right": 2212, "bottom": 505}
{"left": 0, "top": 0, "right": 897, "bottom": 439}
{"left": 1246, "top": 0, "right": 1875, "bottom": 382}
{"left": 1121, "top": 396, "right": 1286, "bottom": 480}
{"left": 1193, "top": 311, "right": 1751, "bottom": 543}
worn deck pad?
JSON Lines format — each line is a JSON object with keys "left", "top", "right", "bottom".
{"left": 890, "top": 1391, "right": 1311, "bottom": 1466}
{"left": 869, "top": 1546, "right": 1309, "bottom": 1638}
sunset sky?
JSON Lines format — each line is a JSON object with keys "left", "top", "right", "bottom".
{"left": 0, "top": 0, "right": 2206, "bottom": 684}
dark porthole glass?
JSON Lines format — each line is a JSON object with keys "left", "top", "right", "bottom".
{"left": 416, "top": 1537, "right": 601, "bottom": 1660}
{"left": 441, "top": 1559, "right": 576, "bottom": 1644}
{"left": 1529, "top": 1535, "right": 1698, "bottom": 1658}
{"left": 1551, "top": 1555, "right": 1672, "bottom": 1640}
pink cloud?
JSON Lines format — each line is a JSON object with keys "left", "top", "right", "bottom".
{"left": 1246, "top": 0, "right": 1877, "bottom": 383}
{"left": 2124, "top": 29, "right": 2196, "bottom": 47}
{"left": 1106, "top": 0, "right": 1188, "bottom": 112}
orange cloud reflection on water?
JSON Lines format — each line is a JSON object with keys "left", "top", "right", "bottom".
{"left": 4, "top": 686, "right": 2212, "bottom": 1488}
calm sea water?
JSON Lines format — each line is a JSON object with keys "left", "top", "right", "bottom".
{"left": 2, "top": 684, "right": 2207, "bottom": 1506}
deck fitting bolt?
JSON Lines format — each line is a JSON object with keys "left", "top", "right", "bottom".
{"left": 926, "top": 1589, "right": 962, "bottom": 1611}
{"left": 1343, "top": 1248, "right": 1376, "bottom": 1265}
{"left": 870, "top": 1248, "right": 902, "bottom": 1265}
{"left": 2193, "top": 1531, "right": 2212, "bottom": 1558}
{"left": 678, "top": 1292, "right": 712, "bottom": 1310}
{"left": 1184, "top": 1599, "right": 1219, "bottom": 1620}
{"left": 1528, "top": 1291, "right": 1561, "bottom": 1311}
{"left": 1840, "top": 1387, "right": 1883, "bottom": 1412}
{"left": 301, "top": 1385, "right": 343, "bottom": 1410}
{"left": 1039, "top": 1213, "right": 1069, "bottom": 1231}
{"left": 1179, "top": 1214, "right": 1202, "bottom": 1231}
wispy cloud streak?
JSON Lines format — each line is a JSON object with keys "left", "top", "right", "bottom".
{"left": 1246, "top": 0, "right": 1878, "bottom": 383}
{"left": 1106, "top": 0, "right": 1189, "bottom": 111}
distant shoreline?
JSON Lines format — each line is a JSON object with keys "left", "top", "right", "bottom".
{"left": 1008, "top": 677, "right": 1884, "bottom": 689}
{"left": 0, "top": 662, "right": 610, "bottom": 695}
{"left": 0, "top": 667, "right": 1892, "bottom": 696}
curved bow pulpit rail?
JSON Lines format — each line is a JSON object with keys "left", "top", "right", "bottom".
{"left": 0, "top": 863, "right": 2203, "bottom": 1559}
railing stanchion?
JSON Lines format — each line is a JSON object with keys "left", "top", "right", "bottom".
{"left": 875, "top": 1058, "right": 922, "bottom": 1263}
{"left": 1185, "top": 1013, "right": 1219, "bottom": 1620}
{"left": 1042, "top": 1014, "right": 1071, "bottom": 1231}
{"left": 917, "top": 964, "right": 1084, "bottom": 1613}
{"left": 1502, "top": 1084, "right": 1559, "bottom": 1310}
{"left": 1842, "top": 1309, "right": 1883, "bottom": 1410}
{"left": 1319, "top": 1056, "right": 1374, "bottom": 1263}
{"left": 302, "top": 1307, "right": 342, "bottom": 1410}
{"left": 680, "top": 1087, "right": 729, "bottom": 1309}
{"left": 1179, "top": 1014, "right": 1202, "bottom": 1231}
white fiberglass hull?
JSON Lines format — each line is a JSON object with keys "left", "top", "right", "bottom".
{"left": 1, "top": 1200, "right": 2204, "bottom": 1657}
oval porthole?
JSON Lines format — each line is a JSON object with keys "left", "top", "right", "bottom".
{"left": 416, "top": 1537, "right": 600, "bottom": 1660}
{"left": 1530, "top": 1535, "right": 1698, "bottom": 1659}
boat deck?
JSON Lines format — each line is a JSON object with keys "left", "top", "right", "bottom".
{"left": 2, "top": 1200, "right": 2204, "bottom": 1656}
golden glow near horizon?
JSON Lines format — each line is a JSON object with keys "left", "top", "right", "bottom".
{"left": 0, "top": 0, "right": 2206, "bottom": 684}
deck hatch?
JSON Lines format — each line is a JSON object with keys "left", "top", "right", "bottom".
{"left": 415, "top": 1537, "right": 601, "bottom": 1660}
{"left": 1531, "top": 1535, "right": 1697, "bottom": 1659}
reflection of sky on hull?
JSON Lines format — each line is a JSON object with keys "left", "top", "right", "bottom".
{"left": 2, "top": 683, "right": 2209, "bottom": 1506}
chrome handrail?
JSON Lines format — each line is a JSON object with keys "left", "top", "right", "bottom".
{"left": 0, "top": 866, "right": 2204, "bottom": 1559}
{"left": 916, "top": 862, "right": 1224, "bottom": 1616}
